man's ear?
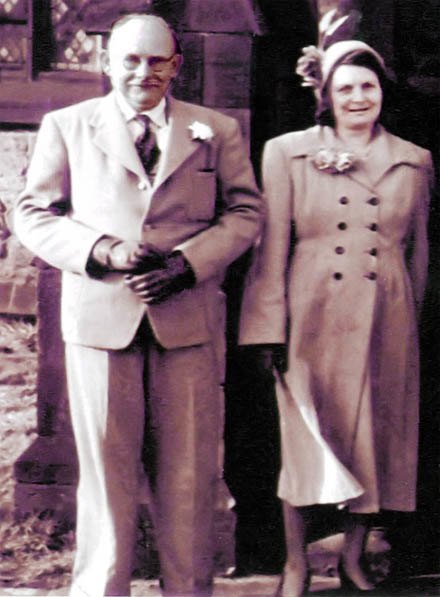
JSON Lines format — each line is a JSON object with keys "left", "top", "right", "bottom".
{"left": 171, "top": 53, "right": 183, "bottom": 78}
{"left": 100, "top": 50, "right": 111, "bottom": 76}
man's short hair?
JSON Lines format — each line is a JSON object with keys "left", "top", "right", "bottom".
{"left": 109, "top": 13, "right": 182, "bottom": 55}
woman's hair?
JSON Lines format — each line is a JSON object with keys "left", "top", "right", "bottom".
{"left": 315, "top": 49, "right": 387, "bottom": 127}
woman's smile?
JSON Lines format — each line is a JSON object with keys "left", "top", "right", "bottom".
{"left": 330, "top": 64, "right": 383, "bottom": 131}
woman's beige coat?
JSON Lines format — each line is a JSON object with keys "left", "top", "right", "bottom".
{"left": 240, "top": 125, "right": 433, "bottom": 512}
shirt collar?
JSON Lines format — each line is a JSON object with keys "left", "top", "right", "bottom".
{"left": 115, "top": 92, "right": 168, "bottom": 128}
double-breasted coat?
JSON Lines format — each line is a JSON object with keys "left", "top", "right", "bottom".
{"left": 240, "top": 125, "right": 432, "bottom": 513}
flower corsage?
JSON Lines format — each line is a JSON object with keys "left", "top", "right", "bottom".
{"left": 312, "top": 147, "right": 356, "bottom": 174}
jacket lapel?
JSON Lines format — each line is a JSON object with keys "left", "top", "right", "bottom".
{"left": 89, "top": 92, "right": 146, "bottom": 181}
{"left": 153, "top": 97, "right": 202, "bottom": 189}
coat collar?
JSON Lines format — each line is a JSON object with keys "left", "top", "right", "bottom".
{"left": 89, "top": 93, "right": 202, "bottom": 188}
{"left": 287, "top": 125, "right": 427, "bottom": 191}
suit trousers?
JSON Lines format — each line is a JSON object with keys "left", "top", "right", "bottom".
{"left": 66, "top": 321, "right": 222, "bottom": 597}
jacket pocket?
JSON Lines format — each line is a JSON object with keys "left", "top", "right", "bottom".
{"left": 186, "top": 170, "right": 217, "bottom": 221}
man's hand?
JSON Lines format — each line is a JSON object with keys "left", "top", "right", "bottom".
{"left": 90, "top": 237, "right": 165, "bottom": 272}
{"left": 124, "top": 251, "right": 196, "bottom": 304}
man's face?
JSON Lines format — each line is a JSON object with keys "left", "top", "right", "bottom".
{"left": 102, "top": 18, "right": 181, "bottom": 112}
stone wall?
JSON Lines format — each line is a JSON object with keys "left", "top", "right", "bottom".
{"left": 0, "top": 131, "right": 37, "bottom": 315}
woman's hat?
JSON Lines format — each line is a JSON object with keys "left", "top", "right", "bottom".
{"left": 321, "top": 40, "right": 385, "bottom": 89}
{"left": 295, "top": 10, "right": 386, "bottom": 99}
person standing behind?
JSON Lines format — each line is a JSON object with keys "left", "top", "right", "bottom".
{"left": 240, "top": 38, "right": 433, "bottom": 596}
{"left": 14, "top": 14, "right": 262, "bottom": 597}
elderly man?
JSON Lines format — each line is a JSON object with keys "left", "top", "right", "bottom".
{"left": 14, "top": 14, "right": 261, "bottom": 597}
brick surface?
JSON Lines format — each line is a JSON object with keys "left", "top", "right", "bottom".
{"left": 203, "top": 35, "right": 252, "bottom": 108}
{"left": 173, "top": 33, "right": 204, "bottom": 103}
{"left": 184, "top": 0, "right": 261, "bottom": 33}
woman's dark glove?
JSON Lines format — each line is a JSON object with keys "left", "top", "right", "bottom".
{"left": 124, "top": 250, "right": 196, "bottom": 304}
{"left": 239, "top": 343, "right": 288, "bottom": 374}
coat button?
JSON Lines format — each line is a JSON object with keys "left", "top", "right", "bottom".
{"left": 367, "top": 196, "right": 380, "bottom": 205}
{"left": 370, "top": 248, "right": 378, "bottom": 256}
{"left": 335, "top": 246, "right": 345, "bottom": 254}
{"left": 365, "top": 272, "right": 377, "bottom": 280}
{"left": 333, "top": 272, "right": 343, "bottom": 280}
{"left": 339, "top": 196, "right": 349, "bottom": 205}
{"left": 138, "top": 181, "right": 148, "bottom": 190}
{"left": 369, "top": 223, "right": 379, "bottom": 231}
{"left": 337, "top": 222, "right": 347, "bottom": 230}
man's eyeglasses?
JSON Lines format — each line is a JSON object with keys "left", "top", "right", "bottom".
{"left": 123, "top": 54, "right": 176, "bottom": 72}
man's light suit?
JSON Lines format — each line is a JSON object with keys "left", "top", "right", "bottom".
{"left": 14, "top": 91, "right": 262, "bottom": 596}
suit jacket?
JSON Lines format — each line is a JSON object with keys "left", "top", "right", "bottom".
{"left": 15, "top": 92, "right": 262, "bottom": 350}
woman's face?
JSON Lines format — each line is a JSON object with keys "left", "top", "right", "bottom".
{"left": 329, "top": 64, "right": 383, "bottom": 132}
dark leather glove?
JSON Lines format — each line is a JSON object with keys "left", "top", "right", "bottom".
{"left": 124, "top": 251, "right": 196, "bottom": 304}
{"left": 239, "top": 343, "right": 288, "bottom": 375}
{"left": 88, "top": 236, "right": 165, "bottom": 274}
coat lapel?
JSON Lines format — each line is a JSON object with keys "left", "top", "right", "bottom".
{"left": 89, "top": 92, "right": 146, "bottom": 181}
{"left": 153, "top": 97, "right": 202, "bottom": 189}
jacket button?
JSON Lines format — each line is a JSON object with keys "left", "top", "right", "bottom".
{"left": 337, "top": 222, "right": 347, "bottom": 230}
{"left": 339, "top": 196, "right": 349, "bottom": 205}
{"left": 367, "top": 196, "right": 380, "bottom": 205}
{"left": 333, "top": 272, "right": 343, "bottom": 280}
{"left": 335, "top": 246, "right": 345, "bottom": 254}
{"left": 369, "top": 223, "right": 378, "bottom": 231}
{"left": 138, "top": 181, "right": 148, "bottom": 190}
{"left": 370, "top": 248, "right": 378, "bottom": 256}
{"left": 365, "top": 272, "right": 377, "bottom": 280}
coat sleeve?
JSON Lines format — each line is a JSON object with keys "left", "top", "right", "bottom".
{"left": 174, "top": 116, "right": 262, "bottom": 281}
{"left": 406, "top": 150, "right": 434, "bottom": 312}
{"left": 239, "top": 137, "right": 293, "bottom": 344}
{"left": 14, "top": 112, "right": 104, "bottom": 274}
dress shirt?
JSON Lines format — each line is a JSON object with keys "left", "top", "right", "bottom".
{"left": 115, "top": 92, "right": 170, "bottom": 154}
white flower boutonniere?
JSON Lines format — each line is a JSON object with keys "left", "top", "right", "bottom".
{"left": 188, "top": 121, "right": 215, "bottom": 170}
{"left": 312, "top": 147, "right": 356, "bottom": 174}
{"left": 188, "top": 121, "right": 215, "bottom": 142}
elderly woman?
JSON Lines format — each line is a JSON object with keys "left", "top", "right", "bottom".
{"left": 239, "top": 39, "right": 433, "bottom": 596}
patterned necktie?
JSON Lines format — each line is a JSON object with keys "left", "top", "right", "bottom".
{"left": 135, "top": 115, "right": 161, "bottom": 176}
